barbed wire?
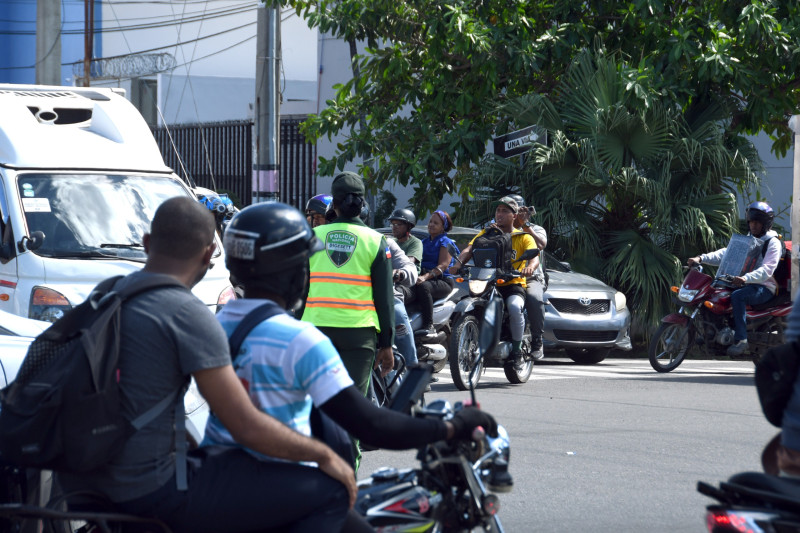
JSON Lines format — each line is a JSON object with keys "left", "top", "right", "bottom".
{"left": 71, "top": 52, "right": 176, "bottom": 80}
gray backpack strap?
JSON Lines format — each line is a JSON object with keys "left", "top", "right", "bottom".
{"left": 173, "top": 385, "right": 188, "bottom": 491}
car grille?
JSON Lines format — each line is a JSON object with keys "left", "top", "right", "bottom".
{"left": 553, "top": 330, "right": 619, "bottom": 342}
{"left": 549, "top": 298, "right": 610, "bottom": 315}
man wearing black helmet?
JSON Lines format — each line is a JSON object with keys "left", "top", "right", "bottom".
{"left": 58, "top": 197, "right": 356, "bottom": 533}
{"left": 388, "top": 208, "right": 423, "bottom": 273}
{"left": 305, "top": 194, "right": 333, "bottom": 228}
{"left": 507, "top": 194, "right": 547, "bottom": 361}
{"left": 688, "top": 201, "right": 782, "bottom": 356}
{"left": 206, "top": 201, "right": 498, "bottom": 531}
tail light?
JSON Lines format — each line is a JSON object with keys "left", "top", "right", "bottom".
{"left": 705, "top": 508, "right": 776, "bottom": 532}
{"left": 481, "top": 494, "right": 500, "bottom": 516}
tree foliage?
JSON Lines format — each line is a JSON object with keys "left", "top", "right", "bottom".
{"left": 289, "top": 0, "right": 799, "bottom": 213}
{"left": 466, "top": 51, "right": 763, "bottom": 326}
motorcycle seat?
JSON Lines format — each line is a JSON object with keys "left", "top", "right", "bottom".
{"left": 750, "top": 291, "right": 792, "bottom": 311}
{"left": 723, "top": 471, "right": 800, "bottom": 512}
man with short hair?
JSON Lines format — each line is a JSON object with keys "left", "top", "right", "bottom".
{"left": 58, "top": 196, "right": 355, "bottom": 533}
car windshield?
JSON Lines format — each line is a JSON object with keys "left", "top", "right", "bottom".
{"left": 17, "top": 173, "right": 194, "bottom": 262}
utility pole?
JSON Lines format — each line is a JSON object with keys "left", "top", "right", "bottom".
{"left": 253, "top": 1, "right": 281, "bottom": 204}
{"left": 790, "top": 115, "right": 800, "bottom": 301}
{"left": 83, "top": 0, "right": 94, "bottom": 87}
{"left": 36, "top": 0, "right": 62, "bottom": 85}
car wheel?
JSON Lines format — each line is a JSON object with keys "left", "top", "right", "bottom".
{"left": 449, "top": 314, "right": 482, "bottom": 391}
{"left": 648, "top": 322, "right": 691, "bottom": 372}
{"left": 566, "top": 348, "right": 610, "bottom": 365}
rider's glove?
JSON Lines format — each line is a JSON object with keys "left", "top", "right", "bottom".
{"left": 451, "top": 406, "right": 498, "bottom": 440}
{"left": 393, "top": 270, "right": 407, "bottom": 283}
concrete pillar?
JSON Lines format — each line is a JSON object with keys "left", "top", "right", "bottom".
{"left": 36, "top": 0, "right": 61, "bottom": 85}
{"left": 789, "top": 115, "right": 800, "bottom": 301}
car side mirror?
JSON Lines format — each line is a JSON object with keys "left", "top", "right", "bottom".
{"left": 19, "top": 231, "right": 45, "bottom": 252}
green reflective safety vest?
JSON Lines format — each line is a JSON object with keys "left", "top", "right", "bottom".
{"left": 302, "top": 222, "right": 383, "bottom": 331}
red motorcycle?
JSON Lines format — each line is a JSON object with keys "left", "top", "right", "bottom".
{"left": 648, "top": 265, "right": 792, "bottom": 372}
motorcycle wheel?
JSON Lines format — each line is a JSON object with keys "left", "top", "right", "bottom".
{"left": 751, "top": 317, "right": 785, "bottom": 365}
{"left": 449, "top": 314, "right": 482, "bottom": 391}
{"left": 566, "top": 348, "right": 610, "bottom": 365}
{"left": 648, "top": 322, "right": 691, "bottom": 372}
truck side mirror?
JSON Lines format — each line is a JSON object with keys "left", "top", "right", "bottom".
{"left": 19, "top": 231, "right": 45, "bottom": 252}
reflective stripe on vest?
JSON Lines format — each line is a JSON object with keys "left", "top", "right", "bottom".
{"left": 302, "top": 222, "right": 383, "bottom": 330}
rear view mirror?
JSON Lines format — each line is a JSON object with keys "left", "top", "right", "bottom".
{"left": 519, "top": 248, "right": 540, "bottom": 261}
{"left": 19, "top": 231, "right": 45, "bottom": 252}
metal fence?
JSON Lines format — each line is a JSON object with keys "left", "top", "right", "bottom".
{"left": 151, "top": 116, "right": 316, "bottom": 210}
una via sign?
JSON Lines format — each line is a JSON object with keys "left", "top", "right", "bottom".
{"left": 493, "top": 126, "right": 545, "bottom": 158}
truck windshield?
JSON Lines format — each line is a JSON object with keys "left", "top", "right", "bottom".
{"left": 17, "top": 173, "right": 195, "bottom": 261}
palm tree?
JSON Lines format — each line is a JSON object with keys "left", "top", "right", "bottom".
{"left": 464, "top": 50, "right": 763, "bottom": 327}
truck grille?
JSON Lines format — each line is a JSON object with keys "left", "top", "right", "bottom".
{"left": 549, "top": 298, "right": 610, "bottom": 315}
{"left": 553, "top": 330, "right": 619, "bottom": 342}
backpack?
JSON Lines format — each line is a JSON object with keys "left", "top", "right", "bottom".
{"left": 471, "top": 226, "right": 514, "bottom": 272}
{"left": 226, "top": 301, "right": 355, "bottom": 466}
{"left": 755, "top": 341, "right": 800, "bottom": 427}
{"left": 762, "top": 237, "right": 791, "bottom": 294}
{"left": 0, "top": 275, "right": 186, "bottom": 474}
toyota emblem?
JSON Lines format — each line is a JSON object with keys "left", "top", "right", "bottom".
{"left": 578, "top": 296, "right": 592, "bottom": 306}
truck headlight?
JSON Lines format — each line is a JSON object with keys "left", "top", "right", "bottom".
{"left": 30, "top": 287, "right": 72, "bottom": 322}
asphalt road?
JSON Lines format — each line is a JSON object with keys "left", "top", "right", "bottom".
{"left": 359, "top": 357, "right": 777, "bottom": 532}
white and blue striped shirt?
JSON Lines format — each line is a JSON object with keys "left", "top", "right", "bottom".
{"left": 202, "top": 299, "right": 353, "bottom": 455}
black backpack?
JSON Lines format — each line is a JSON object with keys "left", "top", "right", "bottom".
{"left": 755, "top": 341, "right": 800, "bottom": 427}
{"left": 471, "top": 226, "right": 514, "bottom": 272}
{"left": 0, "top": 275, "right": 185, "bottom": 473}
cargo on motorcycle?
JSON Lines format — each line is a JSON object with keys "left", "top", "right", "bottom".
{"left": 649, "top": 201, "right": 792, "bottom": 372}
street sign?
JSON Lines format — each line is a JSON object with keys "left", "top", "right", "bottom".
{"left": 492, "top": 125, "right": 545, "bottom": 158}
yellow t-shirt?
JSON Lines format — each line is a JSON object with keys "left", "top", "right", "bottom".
{"left": 470, "top": 228, "right": 537, "bottom": 287}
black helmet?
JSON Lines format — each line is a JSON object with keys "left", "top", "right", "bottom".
{"left": 745, "top": 201, "right": 774, "bottom": 233}
{"left": 305, "top": 194, "right": 332, "bottom": 216}
{"left": 360, "top": 202, "right": 370, "bottom": 224}
{"left": 224, "top": 202, "right": 323, "bottom": 308}
{"left": 388, "top": 208, "right": 417, "bottom": 229}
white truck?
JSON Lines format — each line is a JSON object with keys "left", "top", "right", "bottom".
{"left": 0, "top": 84, "right": 235, "bottom": 320}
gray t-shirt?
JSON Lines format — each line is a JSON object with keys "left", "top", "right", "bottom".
{"left": 59, "top": 271, "right": 231, "bottom": 502}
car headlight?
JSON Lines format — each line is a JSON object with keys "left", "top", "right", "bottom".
{"left": 614, "top": 291, "right": 627, "bottom": 312}
{"left": 677, "top": 286, "right": 699, "bottom": 303}
{"left": 29, "top": 287, "right": 72, "bottom": 322}
{"left": 468, "top": 279, "right": 488, "bottom": 295}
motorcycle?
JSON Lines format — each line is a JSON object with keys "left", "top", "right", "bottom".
{"left": 698, "top": 436, "right": 800, "bottom": 533}
{"left": 448, "top": 249, "right": 539, "bottom": 390}
{"left": 649, "top": 265, "right": 792, "bottom": 372}
{"left": 356, "top": 295, "right": 512, "bottom": 532}
{"left": 403, "top": 281, "right": 467, "bottom": 374}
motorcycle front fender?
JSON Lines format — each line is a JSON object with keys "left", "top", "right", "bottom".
{"left": 661, "top": 313, "right": 689, "bottom": 326}
{"left": 454, "top": 296, "right": 484, "bottom": 316}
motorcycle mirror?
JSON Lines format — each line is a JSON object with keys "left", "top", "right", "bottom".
{"left": 19, "top": 230, "right": 45, "bottom": 252}
{"left": 519, "top": 248, "right": 540, "bottom": 261}
{"left": 446, "top": 242, "right": 459, "bottom": 258}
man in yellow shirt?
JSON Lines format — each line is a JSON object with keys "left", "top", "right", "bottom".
{"left": 449, "top": 196, "right": 538, "bottom": 369}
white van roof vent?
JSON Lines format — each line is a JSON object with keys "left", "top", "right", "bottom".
{"left": 0, "top": 84, "right": 170, "bottom": 173}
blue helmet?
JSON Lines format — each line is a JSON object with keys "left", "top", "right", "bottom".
{"left": 745, "top": 201, "right": 774, "bottom": 232}
{"left": 305, "top": 194, "right": 333, "bottom": 216}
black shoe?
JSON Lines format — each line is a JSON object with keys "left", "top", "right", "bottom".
{"left": 414, "top": 325, "right": 437, "bottom": 337}
{"left": 531, "top": 346, "right": 544, "bottom": 361}
{"left": 510, "top": 350, "right": 525, "bottom": 372}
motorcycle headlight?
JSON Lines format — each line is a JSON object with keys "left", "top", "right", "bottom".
{"left": 468, "top": 279, "right": 488, "bottom": 295}
{"left": 677, "top": 285, "right": 699, "bottom": 303}
{"left": 614, "top": 291, "right": 627, "bottom": 312}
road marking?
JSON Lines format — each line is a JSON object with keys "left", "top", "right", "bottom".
{"left": 432, "top": 359, "right": 755, "bottom": 385}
